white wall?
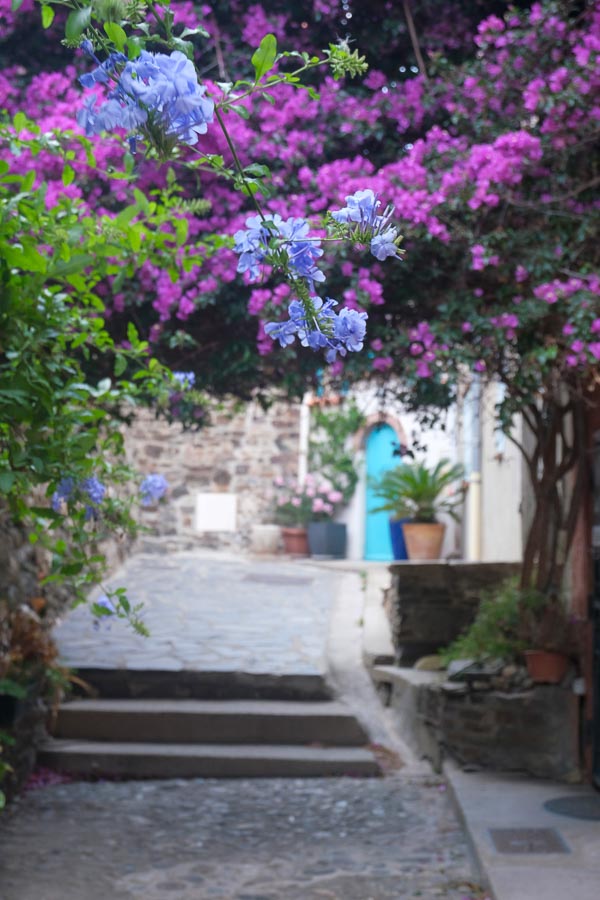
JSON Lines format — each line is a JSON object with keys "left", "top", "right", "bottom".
{"left": 479, "top": 384, "right": 524, "bottom": 562}
{"left": 329, "top": 383, "right": 461, "bottom": 560}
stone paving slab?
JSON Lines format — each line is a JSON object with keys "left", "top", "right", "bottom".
{"left": 0, "top": 776, "right": 480, "bottom": 900}
{"left": 54, "top": 553, "right": 333, "bottom": 676}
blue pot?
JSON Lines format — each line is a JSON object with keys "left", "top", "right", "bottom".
{"left": 307, "top": 522, "right": 347, "bottom": 559}
{"left": 389, "top": 518, "right": 409, "bottom": 560}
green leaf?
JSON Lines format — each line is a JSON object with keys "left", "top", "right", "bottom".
{"left": 180, "top": 25, "right": 210, "bottom": 39}
{"left": 228, "top": 103, "right": 250, "bottom": 120}
{"left": 41, "top": 6, "right": 54, "bottom": 28}
{"left": 65, "top": 7, "right": 92, "bottom": 42}
{"left": 11, "top": 0, "right": 24, "bottom": 11}
{"left": 251, "top": 34, "right": 277, "bottom": 82}
{"left": 49, "top": 254, "right": 94, "bottom": 277}
{"left": 114, "top": 355, "right": 127, "bottom": 377}
{"left": 0, "top": 678, "right": 28, "bottom": 699}
{"left": 0, "top": 471, "right": 16, "bottom": 492}
{"left": 171, "top": 37, "right": 194, "bottom": 59}
{"left": 12, "top": 111, "right": 27, "bottom": 132}
{"left": 62, "top": 163, "right": 75, "bottom": 187}
{"left": 244, "top": 163, "right": 270, "bottom": 179}
{"left": 174, "top": 217, "right": 189, "bottom": 245}
{"left": 104, "top": 21, "right": 127, "bottom": 52}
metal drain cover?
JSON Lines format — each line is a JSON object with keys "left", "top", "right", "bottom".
{"left": 243, "top": 573, "right": 313, "bottom": 586}
{"left": 490, "top": 828, "right": 570, "bottom": 854}
{"left": 544, "top": 795, "right": 600, "bottom": 821}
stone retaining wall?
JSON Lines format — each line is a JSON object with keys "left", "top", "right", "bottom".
{"left": 384, "top": 561, "right": 521, "bottom": 664}
{"left": 127, "top": 400, "right": 301, "bottom": 551}
{"left": 381, "top": 667, "right": 581, "bottom": 781}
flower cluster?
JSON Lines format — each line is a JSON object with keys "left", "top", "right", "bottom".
{"left": 140, "top": 473, "right": 169, "bottom": 506}
{"left": 408, "top": 322, "right": 443, "bottom": 378}
{"left": 265, "top": 298, "right": 367, "bottom": 363}
{"left": 78, "top": 47, "right": 214, "bottom": 149}
{"left": 234, "top": 215, "right": 325, "bottom": 287}
{"left": 172, "top": 371, "right": 196, "bottom": 389}
{"left": 273, "top": 474, "right": 344, "bottom": 526}
{"left": 92, "top": 594, "right": 117, "bottom": 631}
{"left": 51, "top": 475, "right": 107, "bottom": 518}
{"left": 330, "top": 189, "right": 403, "bottom": 261}
{"left": 233, "top": 189, "right": 401, "bottom": 363}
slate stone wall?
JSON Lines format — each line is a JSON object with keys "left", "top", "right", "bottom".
{"left": 384, "top": 561, "right": 521, "bottom": 664}
{"left": 126, "top": 400, "right": 301, "bottom": 551}
{"left": 385, "top": 669, "right": 581, "bottom": 780}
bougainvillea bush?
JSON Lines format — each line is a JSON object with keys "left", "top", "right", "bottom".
{"left": 0, "top": 0, "right": 398, "bottom": 612}
{"left": 1, "top": 1, "right": 599, "bottom": 592}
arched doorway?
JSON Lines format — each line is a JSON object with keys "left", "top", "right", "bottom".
{"left": 364, "top": 423, "right": 403, "bottom": 561}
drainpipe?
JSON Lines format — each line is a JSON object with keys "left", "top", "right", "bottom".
{"left": 298, "top": 393, "right": 311, "bottom": 485}
{"left": 464, "top": 376, "right": 482, "bottom": 561}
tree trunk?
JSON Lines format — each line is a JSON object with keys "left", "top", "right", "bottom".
{"left": 519, "top": 391, "right": 587, "bottom": 596}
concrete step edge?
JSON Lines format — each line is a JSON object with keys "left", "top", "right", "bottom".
{"left": 38, "top": 739, "right": 381, "bottom": 778}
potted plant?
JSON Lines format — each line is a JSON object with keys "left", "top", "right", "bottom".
{"left": 370, "top": 459, "right": 464, "bottom": 560}
{"left": 272, "top": 478, "right": 313, "bottom": 556}
{"left": 303, "top": 474, "right": 347, "bottom": 559}
{"left": 272, "top": 475, "right": 347, "bottom": 558}
{"left": 518, "top": 596, "right": 577, "bottom": 684}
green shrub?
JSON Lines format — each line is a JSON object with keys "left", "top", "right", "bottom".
{"left": 441, "top": 579, "right": 546, "bottom": 664}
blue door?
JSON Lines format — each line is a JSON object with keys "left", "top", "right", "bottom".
{"left": 365, "top": 424, "right": 402, "bottom": 560}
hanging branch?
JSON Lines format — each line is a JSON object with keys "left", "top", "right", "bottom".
{"left": 402, "top": 0, "right": 429, "bottom": 81}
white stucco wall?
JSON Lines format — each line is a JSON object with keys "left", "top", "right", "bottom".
{"left": 328, "top": 384, "right": 461, "bottom": 561}
{"left": 479, "top": 384, "right": 524, "bottom": 562}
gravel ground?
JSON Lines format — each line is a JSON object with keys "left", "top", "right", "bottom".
{"left": 0, "top": 775, "right": 483, "bottom": 900}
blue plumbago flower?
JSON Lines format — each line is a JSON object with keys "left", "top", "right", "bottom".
{"left": 95, "top": 593, "right": 116, "bottom": 615}
{"left": 140, "top": 473, "right": 169, "bottom": 506}
{"left": 233, "top": 215, "right": 272, "bottom": 280}
{"left": 51, "top": 477, "right": 75, "bottom": 512}
{"left": 92, "top": 593, "right": 117, "bottom": 631}
{"left": 172, "top": 371, "right": 196, "bottom": 389}
{"left": 371, "top": 227, "right": 402, "bottom": 261}
{"left": 78, "top": 50, "right": 214, "bottom": 147}
{"left": 330, "top": 188, "right": 403, "bottom": 261}
{"left": 278, "top": 217, "right": 325, "bottom": 288}
{"left": 265, "top": 298, "right": 367, "bottom": 363}
{"left": 233, "top": 214, "right": 324, "bottom": 287}
{"left": 331, "top": 189, "right": 379, "bottom": 227}
{"left": 82, "top": 476, "right": 107, "bottom": 505}
{"left": 79, "top": 50, "right": 127, "bottom": 87}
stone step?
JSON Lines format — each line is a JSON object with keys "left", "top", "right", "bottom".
{"left": 72, "top": 668, "right": 331, "bottom": 701}
{"left": 38, "top": 739, "right": 380, "bottom": 778}
{"left": 53, "top": 699, "right": 369, "bottom": 746}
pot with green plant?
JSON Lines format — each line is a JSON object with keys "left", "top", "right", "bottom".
{"left": 370, "top": 459, "right": 464, "bottom": 560}
{"left": 518, "top": 596, "right": 577, "bottom": 684}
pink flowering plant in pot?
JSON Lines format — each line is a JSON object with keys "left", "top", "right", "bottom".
{"left": 273, "top": 475, "right": 343, "bottom": 528}
{"left": 273, "top": 475, "right": 346, "bottom": 558}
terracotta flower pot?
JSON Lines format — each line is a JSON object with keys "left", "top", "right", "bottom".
{"left": 281, "top": 526, "right": 309, "bottom": 557}
{"left": 401, "top": 521, "right": 446, "bottom": 560}
{"left": 524, "top": 650, "right": 569, "bottom": 684}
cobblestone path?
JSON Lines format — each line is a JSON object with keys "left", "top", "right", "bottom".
{"left": 0, "top": 776, "right": 479, "bottom": 900}
{"left": 54, "top": 552, "right": 334, "bottom": 675}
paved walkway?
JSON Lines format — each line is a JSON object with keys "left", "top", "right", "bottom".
{"left": 54, "top": 552, "right": 334, "bottom": 675}
{"left": 0, "top": 551, "right": 485, "bottom": 899}
{"left": 0, "top": 775, "right": 479, "bottom": 900}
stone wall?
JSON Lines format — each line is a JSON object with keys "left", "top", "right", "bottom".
{"left": 126, "top": 400, "right": 301, "bottom": 551}
{"left": 383, "top": 668, "right": 581, "bottom": 781}
{"left": 0, "top": 504, "right": 131, "bottom": 800}
{"left": 384, "top": 561, "right": 521, "bottom": 664}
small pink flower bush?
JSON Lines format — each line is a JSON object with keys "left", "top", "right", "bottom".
{"left": 273, "top": 474, "right": 344, "bottom": 526}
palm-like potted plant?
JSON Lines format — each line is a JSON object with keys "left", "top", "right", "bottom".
{"left": 370, "top": 459, "right": 464, "bottom": 560}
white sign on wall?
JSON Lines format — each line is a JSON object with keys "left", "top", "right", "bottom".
{"left": 194, "top": 493, "right": 238, "bottom": 532}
